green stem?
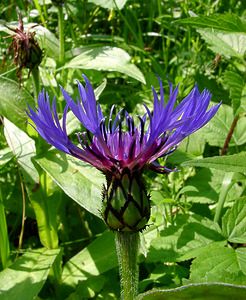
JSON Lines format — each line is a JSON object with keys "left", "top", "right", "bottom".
{"left": 0, "top": 188, "right": 10, "bottom": 269}
{"left": 31, "top": 66, "right": 40, "bottom": 101}
{"left": 115, "top": 231, "right": 139, "bottom": 300}
{"left": 113, "top": 0, "right": 143, "bottom": 48}
{"left": 33, "top": 0, "right": 47, "bottom": 27}
{"left": 214, "top": 172, "right": 234, "bottom": 223}
{"left": 58, "top": 5, "right": 65, "bottom": 64}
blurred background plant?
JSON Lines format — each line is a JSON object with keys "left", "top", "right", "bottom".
{"left": 0, "top": 0, "right": 246, "bottom": 299}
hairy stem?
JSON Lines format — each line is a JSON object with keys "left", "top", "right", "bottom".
{"left": 115, "top": 231, "right": 139, "bottom": 300}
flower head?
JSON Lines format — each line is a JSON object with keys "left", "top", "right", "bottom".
{"left": 28, "top": 75, "right": 220, "bottom": 231}
{"left": 6, "top": 14, "right": 43, "bottom": 80}
{"left": 28, "top": 75, "right": 220, "bottom": 176}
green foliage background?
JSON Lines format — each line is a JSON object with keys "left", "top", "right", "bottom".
{"left": 0, "top": 0, "right": 246, "bottom": 299}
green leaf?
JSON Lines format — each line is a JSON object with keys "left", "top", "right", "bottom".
{"left": 146, "top": 214, "right": 224, "bottom": 263}
{"left": 189, "top": 246, "right": 246, "bottom": 284}
{"left": 166, "top": 149, "right": 195, "bottom": 165}
{"left": 68, "top": 275, "right": 106, "bottom": 299}
{"left": 183, "top": 168, "right": 218, "bottom": 204}
{"left": 214, "top": 172, "right": 234, "bottom": 223}
{"left": 178, "top": 131, "right": 205, "bottom": 157}
{"left": 176, "top": 13, "right": 246, "bottom": 32}
{"left": 61, "top": 231, "right": 117, "bottom": 289}
{"left": 27, "top": 172, "right": 60, "bottom": 249}
{"left": 63, "top": 46, "right": 146, "bottom": 84}
{"left": 197, "top": 29, "right": 246, "bottom": 58}
{"left": 222, "top": 71, "right": 246, "bottom": 114}
{"left": 0, "top": 147, "right": 14, "bottom": 168}
{"left": 139, "top": 263, "right": 189, "bottom": 292}
{"left": 198, "top": 104, "right": 246, "bottom": 147}
{"left": 34, "top": 150, "right": 104, "bottom": 218}
{"left": 137, "top": 283, "right": 246, "bottom": 300}
{"left": 0, "top": 248, "right": 60, "bottom": 300}
{"left": 4, "top": 119, "right": 59, "bottom": 248}
{"left": 32, "top": 24, "right": 60, "bottom": 61}
{"left": 167, "top": 132, "right": 205, "bottom": 165}
{"left": 88, "top": 0, "right": 128, "bottom": 10}
{"left": 0, "top": 78, "right": 34, "bottom": 130}
{"left": 222, "top": 197, "right": 246, "bottom": 243}
{"left": 183, "top": 169, "right": 243, "bottom": 204}
{"left": 4, "top": 118, "right": 39, "bottom": 183}
{"left": 0, "top": 196, "right": 10, "bottom": 269}
{"left": 182, "top": 153, "right": 246, "bottom": 173}
{"left": 178, "top": 241, "right": 227, "bottom": 262}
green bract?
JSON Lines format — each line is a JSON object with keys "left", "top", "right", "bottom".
{"left": 102, "top": 171, "right": 150, "bottom": 232}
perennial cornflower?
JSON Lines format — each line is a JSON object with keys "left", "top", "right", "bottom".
{"left": 28, "top": 75, "right": 220, "bottom": 232}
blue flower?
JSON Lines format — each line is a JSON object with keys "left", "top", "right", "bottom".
{"left": 28, "top": 75, "right": 220, "bottom": 176}
{"left": 28, "top": 75, "right": 220, "bottom": 231}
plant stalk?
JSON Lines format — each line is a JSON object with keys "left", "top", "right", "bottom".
{"left": 0, "top": 188, "right": 10, "bottom": 269}
{"left": 214, "top": 172, "right": 234, "bottom": 223}
{"left": 31, "top": 66, "right": 40, "bottom": 101}
{"left": 221, "top": 115, "right": 239, "bottom": 155}
{"left": 58, "top": 5, "right": 65, "bottom": 64}
{"left": 115, "top": 231, "right": 140, "bottom": 300}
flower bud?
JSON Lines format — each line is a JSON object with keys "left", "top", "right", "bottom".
{"left": 7, "top": 14, "right": 43, "bottom": 80}
{"left": 102, "top": 170, "right": 151, "bottom": 232}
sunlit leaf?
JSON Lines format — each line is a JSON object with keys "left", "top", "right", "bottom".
{"left": 0, "top": 78, "right": 34, "bottom": 130}
{"left": 35, "top": 150, "right": 104, "bottom": 218}
{"left": 61, "top": 231, "right": 117, "bottom": 289}
{"left": 4, "top": 119, "right": 59, "bottom": 248}
{"left": 198, "top": 104, "right": 246, "bottom": 147}
{"left": 30, "top": 24, "right": 59, "bottom": 61}
{"left": 176, "top": 13, "right": 246, "bottom": 32}
{"left": 63, "top": 46, "right": 146, "bottom": 83}
{"left": 222, "top": 71, "right": 246, "bottom": 114}
{"left": 197, "top": 29, "right": 246, "bottom": 58}
{"left": 222, "top": 197, "right": 246, "bottom": 243}
{"left": 88, "top": 0, "right": 128, "bottom": 9}
{"left": 0, "top": 147, "right": 14, "bottom": 168}
{"left": 189, "top": 246, "right": 246, "bottom": 284}
{"left": 183, "top": 168, "right": 243, "bottom": 204}
{"left": 182, "top": 153, "right": 246, "bottom": 173}
{"left": 146, "top": 214, "right": 224, "bottom": 263}
{"left": 0, "top": 248, "right": 60, "bottom": 300}
{"left": 4, "top": 118, "right": 39, "bottom": 183}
